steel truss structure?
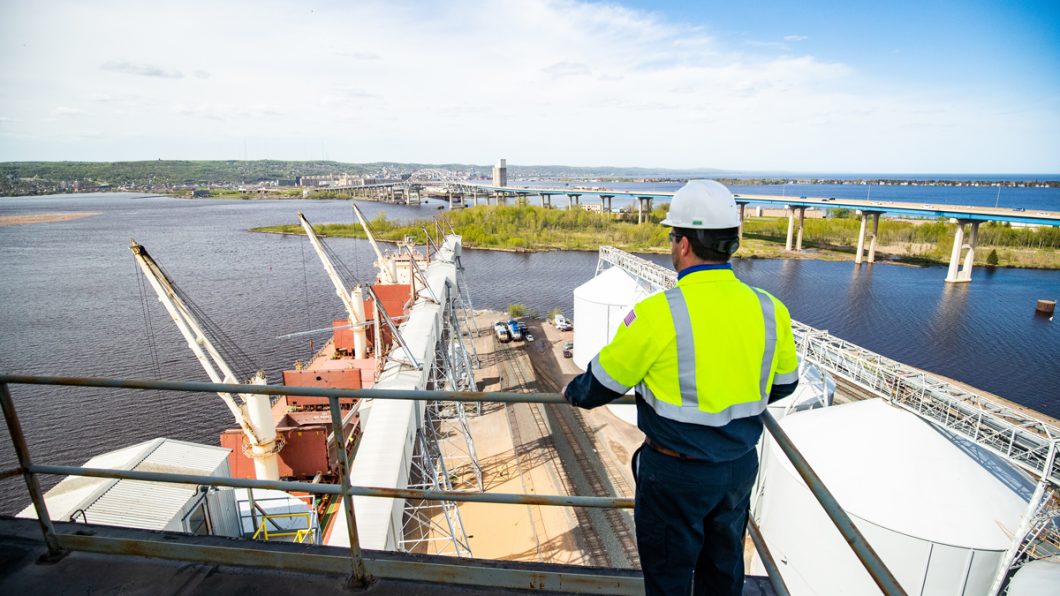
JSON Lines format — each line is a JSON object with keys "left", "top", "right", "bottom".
{"left": 400, "top": 269, "right": 482, "bottom": 558}
{"left": 597, "top": 245, "right": 1060, "bottom": 587}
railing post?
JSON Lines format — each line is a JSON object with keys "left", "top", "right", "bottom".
{"left": 748, "top": 518, "right": 791, "bottom": 596}
{"left": 329, "top": 395, "right": 369, "bottom": 587}
{"left": 0, "top": 383, "right": 66, "bottom": 560}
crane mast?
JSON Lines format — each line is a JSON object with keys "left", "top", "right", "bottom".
{"left": 297, "top": 212, "right": 368, "bottom": 359}
{"left": 352, "top": 202, "right": 398, "bottom": 284}
{"left": 129, "top": 241, "right": 280, "bottom": 481}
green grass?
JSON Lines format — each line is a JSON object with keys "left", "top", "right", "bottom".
{"left": 252, "top": 205, "right": 1059, "bottom": 269}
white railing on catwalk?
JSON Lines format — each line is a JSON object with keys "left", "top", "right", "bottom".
{"left": 596, "top": 245, "right": 1060, "bottom": 485}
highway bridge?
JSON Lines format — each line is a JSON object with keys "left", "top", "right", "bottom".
{"left": 459, "top": 182, "right": 1060, "bottom": 284}
{"left": 305, "top": 179, "right": 1058, "bottom": 284}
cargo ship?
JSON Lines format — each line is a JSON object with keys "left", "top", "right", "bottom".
{"left": 15, "top": 202, "right": 477, "bottom": 551}
{"left": 6, "top": 225, "right": 1058, "bottom": 594}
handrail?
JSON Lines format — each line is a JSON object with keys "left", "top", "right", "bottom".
{"left": 0, "top": 373, "right": 636, "bottom": 406}
{"left": 252, "top": 512, "right": 313, "bottom": 543}
{"left": 0, "top": 374, "right": 904, "bottom": 595}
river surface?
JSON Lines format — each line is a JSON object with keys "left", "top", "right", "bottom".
{"left": 0, "top": 191, "right": 1057, "bottom": 514}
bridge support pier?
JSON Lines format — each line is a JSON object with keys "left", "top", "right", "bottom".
{"left": 867, "top": 212, "right": 880, "bottom": 262}
{"left": 945, "top": 219, "right": 979, "bottom": 283}
{"left": 541, "top": 194, "right": 552, "bottom": 208}
{"left": 854, "top": 211, "right": 881, "bottom": 264}
{"left": 568, "top": 194, "right": 581, "bottom": 209}
{"left": 637, "top": 197, "right": 654, "bottom": 224}
{"left": 785, "top": 206, "right": 805, "bottom": 251}
{"left": 601, "top": 195, "right": 613, "bottom": 214}
{"left": 738, "top": 203, "right": 746, "bottom": 239}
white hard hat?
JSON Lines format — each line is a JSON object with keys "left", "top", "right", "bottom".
{"left": 661, "top": 180, "right": 740, "bottom": 229}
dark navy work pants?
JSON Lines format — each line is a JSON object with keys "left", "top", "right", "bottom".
{"left": 633, "top": 445, "right": 759, "bottom": 596}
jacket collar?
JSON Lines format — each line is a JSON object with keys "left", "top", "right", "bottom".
{"left": 676, "top": 263, "right": 733, "bottom": 281}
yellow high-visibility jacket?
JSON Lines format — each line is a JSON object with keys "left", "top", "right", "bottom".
{"left": 591, "top": 267, "right": 799, "bottom": 427}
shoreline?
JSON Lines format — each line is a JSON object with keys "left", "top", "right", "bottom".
{"left": 249, "top": 228, "right": 1057, "bottom": 270}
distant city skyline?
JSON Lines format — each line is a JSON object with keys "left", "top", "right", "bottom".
{"left": 1, "top": 0, "right": 1058, "bottom": 173}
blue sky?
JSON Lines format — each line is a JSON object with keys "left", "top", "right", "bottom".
{"left": 628, "top": 1, "right": 1060, "bottom": 94}
{"left": 0, "top": 0, "right": 1057, "bottom": 173}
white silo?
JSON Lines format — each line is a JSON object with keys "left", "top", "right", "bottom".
{"left": 753, "top": 398, "right": 1034, "bottom": 595}
{"left": 572, "top": 265, "right": 654, "bottom": 426}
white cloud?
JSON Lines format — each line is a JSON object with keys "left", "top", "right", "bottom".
{"left": 50, "top": 106, "right": 88, "bottom": 116}
{"left": 101, "top": 61, "right": 183, "bottom": 79}
{"left": 542, "top": 61, "right": 592, "bottom": 78}
{"left": 0, "top": 0, "right": 1055, "bottom": 172}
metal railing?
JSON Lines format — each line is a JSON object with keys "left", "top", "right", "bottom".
{"left": 599, "top": 246, "right": 1060, "bottom": 485}
{"left": 252, "top": 512, "right": 314, "bottom": 543}
{"left": 791, "top": 321, "right": 1060, "bottom": 484}
{"left": 0, "top": 374, "right": 905, "bottom": 595}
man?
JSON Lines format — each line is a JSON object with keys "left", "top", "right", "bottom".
{"left": 563, "top": 180, "right": 799, "bottom": 596}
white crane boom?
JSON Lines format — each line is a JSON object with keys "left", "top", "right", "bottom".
{"left": 129, "top": 241, "right": 280, "bottom": 480}
{"left": 352, "top": 202, "right": 397, "bottom": 284}
{"left": 297, "top": 212, "right": 368, "bottom": 359}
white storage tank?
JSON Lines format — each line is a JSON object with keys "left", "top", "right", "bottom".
{"left": 572, "top": 265, "right": 654, "bottom": 426}
{"left": 753, "top": 399, "right": 1034, "bottom": 595}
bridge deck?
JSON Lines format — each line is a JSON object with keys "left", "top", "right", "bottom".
{"left": 462, "top": 183, "right": 1060, "bottom": 226}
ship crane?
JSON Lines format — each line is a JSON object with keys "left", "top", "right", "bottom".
{"left": 352, "top": 202, "right": 397, "bottom": 284}
{"left": 129, "top": 241, "right": 281, "bottom": 481}
{"left": 297, "top": 212, "right": 369, "bottom": 359}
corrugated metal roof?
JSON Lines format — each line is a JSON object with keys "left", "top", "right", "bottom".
{"left": 82, "top": 480, "right": 197, "bottom": 530}
{"left": 138, "top": 438, "right": 230, "bottom": 475}
{"left": 77, "top": 438, "right": 231, "bottom": 531}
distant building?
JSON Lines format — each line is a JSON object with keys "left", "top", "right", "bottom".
{"left": 492, "top": 158, "right": 507, "bottom": 187}
{"left": 192, "top": 189, "right": 210, "bottom": 198}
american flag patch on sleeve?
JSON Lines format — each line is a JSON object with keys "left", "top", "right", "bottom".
{"left": 623, "top": 309, "right": 636, "bottom": 327}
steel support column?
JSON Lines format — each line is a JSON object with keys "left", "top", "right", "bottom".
{"left": 0, "top": 384, "right": 65, "bottom": 560}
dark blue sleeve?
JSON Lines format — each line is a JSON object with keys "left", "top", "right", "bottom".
{"left": 564, "top": 362, "right": 627, "bottom": 409}
{"left": 768, "top": 379, "right": 799, "bottom": 404}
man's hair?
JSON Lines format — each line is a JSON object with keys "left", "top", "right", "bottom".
{"left": 674, "top": 227, "right": 740, "bottom": 262}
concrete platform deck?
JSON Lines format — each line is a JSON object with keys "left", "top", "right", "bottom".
{"left": 0, "top": 518, "right": 653, "bottom": 595}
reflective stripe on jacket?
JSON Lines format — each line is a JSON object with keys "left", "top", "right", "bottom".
{"left": 592, "top": 267, "right": 799, "bottom": 427}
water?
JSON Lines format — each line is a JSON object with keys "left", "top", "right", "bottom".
{"left": 0, "top": 192, "right": 1057, "bottom": 514}
{"left": 517, "top": 180, "right": 1060, "bottom": 212}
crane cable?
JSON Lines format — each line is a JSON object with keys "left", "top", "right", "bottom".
{"left": 133, "top": 257, "right": 173, "bottom": 437}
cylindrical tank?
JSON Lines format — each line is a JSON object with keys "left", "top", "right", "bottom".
{"left": 572, "top": 266, "right": 654, "bottom": 426}
{"left": 572, "top": 266, "right": 653, "bottom": 369}
{"left": 753, "top": 398, "right": 1034, "bottom": 595}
